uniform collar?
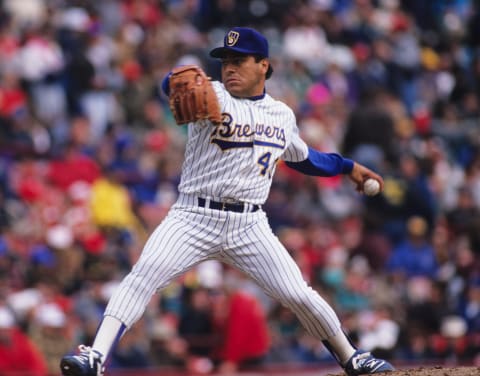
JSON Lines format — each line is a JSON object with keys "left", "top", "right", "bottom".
{"left": 247, "top": 91, "right": 266, "bottom": 100}
{"left": 232, "top": 88, "right": 266, "bottom": 101}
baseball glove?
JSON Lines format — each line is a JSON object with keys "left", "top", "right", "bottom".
{"left": 168, "top": 65, "right": 222, "bottom": 125}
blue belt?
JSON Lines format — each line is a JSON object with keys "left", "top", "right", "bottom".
{"left": 197, "top": 197, "right": 260, "bottom": 213}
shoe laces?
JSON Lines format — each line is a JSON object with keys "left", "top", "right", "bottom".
{"left": 76, "top": 345, "right": 103, "bottom": 370}
{"left": 353, "top": 352, "right": 385, "bottom": 371}
{"left": 352, "top": 351, "right": 384, "bottom": 370}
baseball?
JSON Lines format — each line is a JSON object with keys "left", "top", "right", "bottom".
{"left": 363, "top": 178, "right": 380, "bottom": 196}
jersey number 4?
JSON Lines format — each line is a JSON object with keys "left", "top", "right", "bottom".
{"left": 257, "top": 152, "right": 278, "bottom": 178}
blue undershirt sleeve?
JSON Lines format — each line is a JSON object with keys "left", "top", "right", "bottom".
{"left": 161, "top": 72, "right": 172, "bottom": 96}
{"left": 285, "top": 147, "right": 354, "bottom": 176}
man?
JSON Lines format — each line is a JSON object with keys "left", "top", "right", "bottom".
{"left": 60, "top": 27, "right": 394, "bottom": 376}
{"left": 0, "top": 306, "right": 48, "bottom": 376}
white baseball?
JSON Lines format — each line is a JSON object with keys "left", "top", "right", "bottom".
{"left": 363, "top": 178, "right": 380, "bottom": 196}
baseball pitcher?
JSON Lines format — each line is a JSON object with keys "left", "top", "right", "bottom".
{"left": 60, "top": 27, "right": 394, "bottom": 376}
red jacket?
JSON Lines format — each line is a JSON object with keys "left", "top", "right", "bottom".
{"left": 0, "top": 328, "right": 48, "bottom": 376}
{"left": 216, "top": 291, "right": 270, "bottom": 363}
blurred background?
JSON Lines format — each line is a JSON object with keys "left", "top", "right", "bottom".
{"left": 0, "top": 0, "right": 479, "bottom": 375}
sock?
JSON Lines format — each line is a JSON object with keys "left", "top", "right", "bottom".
{"left": 92, "top": 315, "right": 126, "bottom": 362}
{"left": 322, "top": 329, "right": 356, "bottom": 365}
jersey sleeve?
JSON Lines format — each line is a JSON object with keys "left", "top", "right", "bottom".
{"left": 161, "top": 72, "right": 172, "bottom": 96}
{"left": 211, "top": 81, "right": 227, "bottom": 110}
{"left": 282, "top": 114, "right": 309, "bottom": 162}
{"left": 285, "top": 147, "right": 354, "bottom": 176}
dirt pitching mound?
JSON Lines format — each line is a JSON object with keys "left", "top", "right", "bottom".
{"left": 327, "top": 366, "right": 480, "bottom": 376}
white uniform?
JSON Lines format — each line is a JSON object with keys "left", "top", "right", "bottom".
{"left": 104, "top": 81, "right": 342, "bottom": 341}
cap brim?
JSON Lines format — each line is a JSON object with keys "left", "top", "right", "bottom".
{"left": 210, "top": 46, "right": 263, "bottom": 58}
{"left": 209, "top": 47, "right": 229, "bottom": 58}
{"left": 210, "top": 48, "right": 274, "bottom": 80}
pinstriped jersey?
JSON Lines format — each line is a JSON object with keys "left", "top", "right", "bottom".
{"left": 178, "top": 81, "right": 308, "bottom": 205}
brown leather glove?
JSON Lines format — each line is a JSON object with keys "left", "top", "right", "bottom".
{"left": 168, "top": 65, "right": 222, "bottom": 125}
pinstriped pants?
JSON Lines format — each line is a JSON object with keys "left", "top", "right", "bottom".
{"left": 105, "top": 193, "right": 341, "bottom": 340}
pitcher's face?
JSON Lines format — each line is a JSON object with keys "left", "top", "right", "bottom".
{"left": 221, "top": 53, "right": 268, "bottom": 97}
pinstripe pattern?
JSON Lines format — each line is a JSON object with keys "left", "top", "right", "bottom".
{"left": 104, "top": 81, "right": 342, "bottom": 343}
{"left": 105, "top": 196, "right": 227, "bottom": 325}
{"left": 178, "top": 82, "right": 308, "bottom": 204}
{"left": 220, "top": 210, "right": 340, "bottom": 339}
{"left": 105, "top": 194, "right": 342, "bottom": 340}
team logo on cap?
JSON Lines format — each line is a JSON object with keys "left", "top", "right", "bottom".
{"left": 226, "top": 30, "right": 239, "bottom": 46}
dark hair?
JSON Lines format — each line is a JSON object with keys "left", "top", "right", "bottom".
{"left": 254, "top": 55, "right": 273, "bottom": 79}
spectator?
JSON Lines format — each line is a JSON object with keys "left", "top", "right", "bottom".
{"left": 446, "top": 186, "right": 480, "bottom": 237}
{"left": 342, "top": 88, "right": 397, "bottom": 167}
{"left": 211, "top": 274, "right": 270, "bottom": 373}
{"left": 29, "top": 302, "right": 73, "bottom": 374}
{"left": 282, "top": 5, "right": 330, "bottom": 75}
{"left": 109, "top": 318, "right": 152, "bottom": 370}
{"left": 0, "top": 305, "right": 48, "bottom": 376}
{"left": 178, "top": 287, "right": 214, "bottom": 358}
{"left": 356, "top": 305, "right": 400, "bottom": 361}
{"left": 47, "top": 140, "right": 101, "bottom": 191}
{"left": 387, "top": 215, "right": 438, "bottom": 280}
{"left": 89, "top": 165, "right": 141, "bottom": 232}
{"left": 458, "top": 277, "right": 480, "bottom": 332}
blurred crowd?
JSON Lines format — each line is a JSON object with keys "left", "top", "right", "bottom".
{"left": 0, "top": 0, "right": 479, "bottom": 374}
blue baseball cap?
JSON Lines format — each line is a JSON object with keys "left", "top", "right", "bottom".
{"left": 210, "top": 27, "right": 273, "bottom": 78}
